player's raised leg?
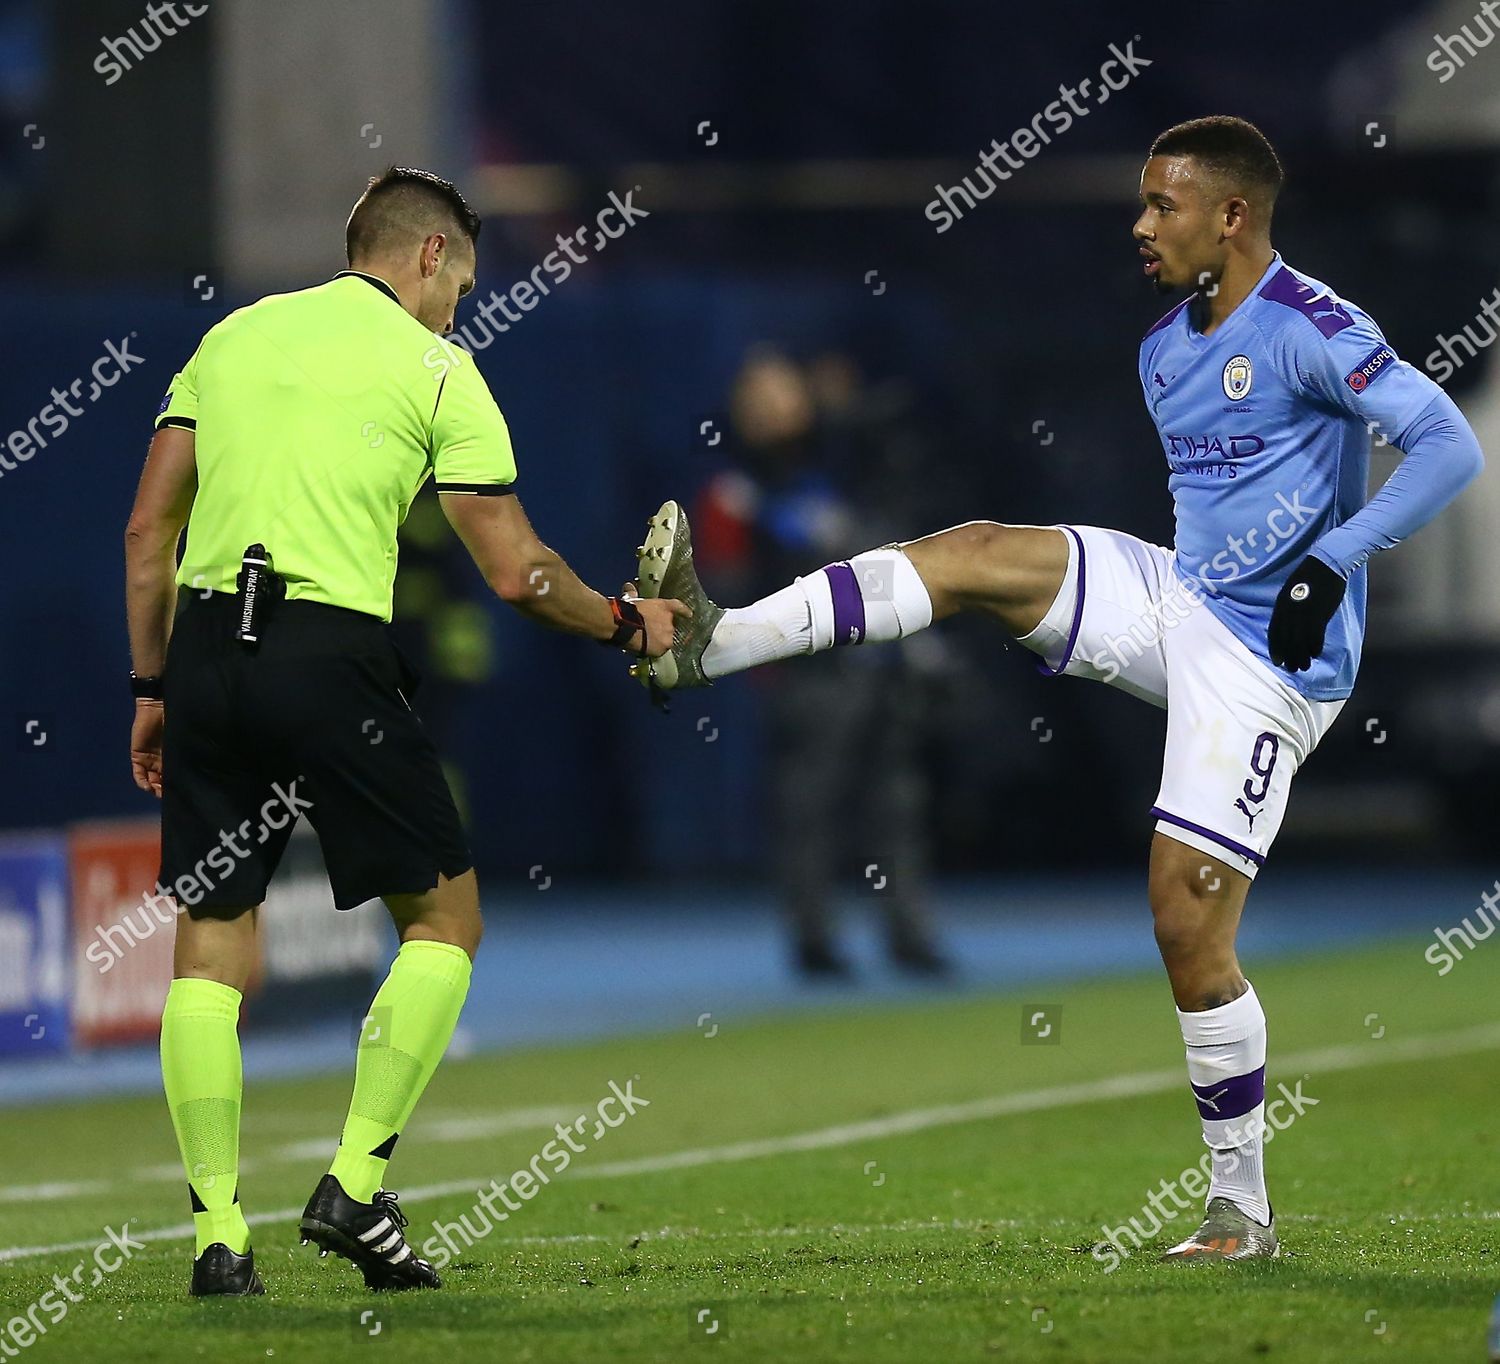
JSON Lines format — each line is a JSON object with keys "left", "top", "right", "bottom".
{"left": 162, "top": 906, "right": 264, "bottom": 1296}
{"left": 1147, "top": 835, "right": 1278, "bottom": 1261}
{"left": 634, "top": 501, "right": 1070, "bottom": 687}
{"left": 300, "top": 870, "right": 480, "bottom": 1291}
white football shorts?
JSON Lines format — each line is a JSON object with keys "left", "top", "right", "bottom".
{"left": 1018, "top": 524, "right": 1346, "bottom": 878}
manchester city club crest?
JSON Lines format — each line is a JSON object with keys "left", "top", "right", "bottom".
{"left": 1222, "top": 354, "right": 1254, "bottom": 400}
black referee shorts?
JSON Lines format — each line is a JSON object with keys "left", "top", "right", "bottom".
{"left": 160, "top": 590, "right": 472, "bottom": 917}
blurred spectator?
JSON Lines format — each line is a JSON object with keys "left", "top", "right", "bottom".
{"left": 696, "top": 348, "right": 951, "bottom": 979}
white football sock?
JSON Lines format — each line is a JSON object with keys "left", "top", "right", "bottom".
{"left": 1177, "top": 983, "right": 1270, "bottom": 1225}
{"left": 702, "top": 547, "right": 934, "bottom": 679}
{"left": 700, "top": 582, "right": 815, "bottom": 677}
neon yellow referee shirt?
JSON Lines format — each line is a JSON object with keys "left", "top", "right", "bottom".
{"left": 156, "top": 271, "right": 516, "bottom": 622}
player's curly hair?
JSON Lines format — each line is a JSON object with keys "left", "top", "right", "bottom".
{"left": 1150, "top": 117, "right": 1284, "bottom": 208}
{"left": 346, "top": 166, "right": 481, "bottom": 264}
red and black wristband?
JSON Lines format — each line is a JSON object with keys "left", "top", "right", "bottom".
{"left": 603, "top": 596, "right": 648, "bottom": 656}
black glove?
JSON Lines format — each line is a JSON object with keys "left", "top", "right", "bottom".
{"left": 1267, "top": 555, "right": 1346, "bottom": 673}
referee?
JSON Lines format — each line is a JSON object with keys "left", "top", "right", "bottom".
{"left": 123, "top": 167, "right": 684, "bottom": 1297}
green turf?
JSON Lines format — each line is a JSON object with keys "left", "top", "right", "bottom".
{"left": 2, "top": 937, "right": 1497, "bottom": 1362}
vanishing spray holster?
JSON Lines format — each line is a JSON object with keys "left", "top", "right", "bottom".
{"left": 234, "top": 543, "right": 285, "bottom": 646}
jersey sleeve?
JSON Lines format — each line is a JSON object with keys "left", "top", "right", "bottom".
{"left": 1310, "top": 389, "right": 1483, "bottom": 576}
{"left": 1279, "top": 310, "right": 1441, "bottom": 444}
{"left": 428, "top": 352, "right": 518, "bottom": 494}
{"left": 1277, "top": 313, "right": 1484, "bottom": 575}
{"left": 154, "top": 347, "right": 201, "bottom": 431}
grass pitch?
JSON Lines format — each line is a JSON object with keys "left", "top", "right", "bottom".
{"left": 2, "top": 938, "right": 1496, "bottom": 1362}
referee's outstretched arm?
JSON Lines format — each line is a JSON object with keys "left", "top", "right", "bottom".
{"left": 442, "top": 490, "right": 687, "bottom": 650}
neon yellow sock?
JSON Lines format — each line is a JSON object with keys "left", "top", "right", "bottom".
{"left": 160, "top": 977, "right": 251, "bottom": 1256}
{"left": 330, "top": 940, "right": 472, "bottom": 1202}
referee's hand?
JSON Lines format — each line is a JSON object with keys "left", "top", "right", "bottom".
{"left": 131, "top": 699, "right": 165, "bottom": 798}
{"left": 624, "top": 587, "right": 691, "bottom": 658}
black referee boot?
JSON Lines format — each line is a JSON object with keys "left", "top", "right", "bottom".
{"left": 190, "top": 1242, "right": 265, "bottom": 1297}
{"left": 299, "top": 1174, "right": 441, "bottom": 1291}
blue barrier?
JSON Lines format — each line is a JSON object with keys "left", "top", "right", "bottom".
{"left": 0, "top": 832, "right": 71, "bottom": 1056}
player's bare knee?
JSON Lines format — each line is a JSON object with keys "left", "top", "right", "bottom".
{"left": 906, "top": 521, "right": 1006, "bottom": 612}
{"left": 1152, "top": 883, "right": 1243, "bottom": 999}
{"left": 1151, "top": 904, "right": 1204, "bottom": 968}
{"left": 957, "top": 519, "right": 1007, "bottom": 550}
{"left": 949, "top": 520, "right": 1011, "bottom": 573}
{"left": 928, "top": 522, "right": 1067, "bottom": 634}
{"left": 1149, "top": 881, "right": 1219, "bottom": 958}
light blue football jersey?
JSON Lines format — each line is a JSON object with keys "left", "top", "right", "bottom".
{"left": 1140, "top": 253, "right": 1447, "bottom": 701}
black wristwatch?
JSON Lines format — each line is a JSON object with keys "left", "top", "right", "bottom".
{"left": 601, "top": 596, "right": 648, "bottom": 656}
{"left": 130, "top": 671, "right": 165, "bottom": 700}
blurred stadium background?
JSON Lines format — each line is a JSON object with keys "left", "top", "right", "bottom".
{"left": 2, "top": 0, "right": 1498, "bottom": 1086}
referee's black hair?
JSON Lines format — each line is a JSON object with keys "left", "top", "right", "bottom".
{"left": 346, "top": 166, "right": 482, "bottom": 264}
{"left": 1149, "top": 117, "right": 1284, "bottom": 208}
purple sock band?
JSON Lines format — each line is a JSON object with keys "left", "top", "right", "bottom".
{"left": 1190, "top": 1064, "right": 1265, "bottom": 1121}
{"left": 823, "top": 562, "right": 866, "bottom": 645}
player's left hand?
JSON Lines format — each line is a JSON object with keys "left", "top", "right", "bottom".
{"left": 131, "top": 699, "right": 165, "bottom": 798}
{"left": 1268, "top": 555, "right": 1347, "bottom": 673}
